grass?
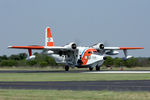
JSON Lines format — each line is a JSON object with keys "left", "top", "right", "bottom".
{"left": 0, "top": 73, "right": 150, "bottom": 81}
{"left": 1, "top": 66, "right": 150, "bottom": 71}
{"left": 0, "top": 67, "right": 150, "bottom": 81}
{"left": 0, "top": 89, "right": 150, "bottom": 100}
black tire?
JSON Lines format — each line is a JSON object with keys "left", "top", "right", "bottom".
{"left": 96, "top": 65, "right": 100, "bottom": 71}
{"left": 65, "top": 65, "right": 69, "bottom": 71}
{"left": 89, "top": 67, "right": 93, "bottom": 71}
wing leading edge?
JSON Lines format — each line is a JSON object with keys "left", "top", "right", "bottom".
{"left": 104, "top": 47, "right": 144, "bottom": 50}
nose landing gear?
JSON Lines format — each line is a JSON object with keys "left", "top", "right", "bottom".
{"left": 96, "top": 65, "right": 100, "bottom": 71}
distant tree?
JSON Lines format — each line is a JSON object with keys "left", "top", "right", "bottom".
{"left": 9, "top": 55, "right": 20, "bottom": 60}
{"left": 123, "top": 57, "right": 138, "bottom": 67}
{"left": 35, "top": 53, "right": 56, "bottom": 66}
{"left": 34, "top": 52, "right": 39, "bottom": 56}
{"left": 137, "top": 57, "right": 150, "bottom": 67}
{"left": 26, "top": 60, "right": 37, "bottom": 66}
{"left": 0, "top": 60, "right": 17, "bottom": 66}
{"left": 104, "top": 56, "right": 114, "bottom": 66}
{"left": 18, "top": 53, "right": 27, "bottom": 60}
{"left": 0, "top": 55, "right": 8, "bottom": 61}
{"left": 17, "top": 60, "right": 27, "bottom": 67}
{"left": 47, "top": 57, "right": 57, "bottom": 66}
{"left": 38, "top": 61, "right": 48, "bottom": 67}
{"left": 114, "top": 57, "right": 123, "bottom": 67}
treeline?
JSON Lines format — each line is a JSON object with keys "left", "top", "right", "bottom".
{"left": 104, "top": 56, "right": 150, "bottom": 67}
{"left": 0, "top": 53, "right": 150, "bottom": 67}
{"left": 0, "top": 53, "right": 57, "bottom": 67}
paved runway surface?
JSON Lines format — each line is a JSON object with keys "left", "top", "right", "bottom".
{"left": 0, "top": 80, "right": 150, "bottom": 91}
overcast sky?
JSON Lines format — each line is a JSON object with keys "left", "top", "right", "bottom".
{"left": 0, "top": 0, "right": 149, "bottom": 57}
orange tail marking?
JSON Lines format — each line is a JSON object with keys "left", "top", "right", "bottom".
{"left": 47, "top": 27, "right": 52, "bottom": 38}
{"left": 46, "top": 27, "right": 54, "bottom": 46}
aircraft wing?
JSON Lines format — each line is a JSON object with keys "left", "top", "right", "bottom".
{"left": 104, "top": 47, "right": 144, "bottom": 59}
{"left": 104, "top": 47, "right": 144, "bottom": 50}
{"left": 8, "top": 46, "right": 45, "bottom": 49}
{"left": 8, "top": 46, "right": 75, "bottom": 51}
{"left": 8, "top": 45, "right": 77, "bottom": 56}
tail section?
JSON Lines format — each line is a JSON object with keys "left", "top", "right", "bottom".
{"left": 45, "top": 27, "right": 54, "bottom": 46}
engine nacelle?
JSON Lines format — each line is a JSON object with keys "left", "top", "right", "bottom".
{"left": 64, "top": 42, "right": 77, "bottom": 49}
{"left": 92, "top": 43, "right": 104, "bottom": 50}
{"left": 26, "top": 55, "right": 36, "bottom": 60}
{"left": 106, "top": 50, "right": 119, "bottom": 55}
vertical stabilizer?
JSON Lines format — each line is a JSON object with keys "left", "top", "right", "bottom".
{"left": 45, "top": 27, "right": 54, "bottom": 46}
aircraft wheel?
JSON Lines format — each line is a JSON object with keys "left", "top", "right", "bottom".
{"left": 65, "top": 65, "right": 69, "bottom": 71}
{"left": 96, "top": 65, "right": 100, "bottom": 71}
{"left": 89, "top": 67, "right": 93, "bottom": 71}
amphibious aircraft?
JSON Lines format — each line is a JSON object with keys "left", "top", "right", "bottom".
{"left": 8, "top": 27, "right": 144, "bottom": 71}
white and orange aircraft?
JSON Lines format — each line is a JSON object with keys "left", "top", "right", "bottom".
{"left": 8, "top": 27, "right": 144, "bottom": 71}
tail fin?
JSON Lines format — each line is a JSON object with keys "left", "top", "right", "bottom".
{"left": 45, "top": 27, "right": 54, "bottom": 46}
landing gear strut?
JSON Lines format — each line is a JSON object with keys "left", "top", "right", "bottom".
{"left": 89, "top": 67, "right": 93, "bottom": 71}
{"left": 96, "top": 65, "right": 100, "bottom": 71}
{"left": 65, "top": 65, "right": 69, "bottom": 71}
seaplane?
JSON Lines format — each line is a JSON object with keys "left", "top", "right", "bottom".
{"left": 8, "top": 27, "right": 144, "bottom": 71}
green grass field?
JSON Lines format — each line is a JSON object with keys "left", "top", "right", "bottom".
{"left": 0, "top": 73, "right": 150, "bottom": 81}
{"left": 0, "top": 89, "right": 150, "bottom": 100}
{"left": 1, "top": 66, "right": 150, "bottom": 71}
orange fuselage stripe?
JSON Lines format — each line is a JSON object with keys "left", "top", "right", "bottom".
{"left": 81, "top": 48, "right": 97, "bottom": 65}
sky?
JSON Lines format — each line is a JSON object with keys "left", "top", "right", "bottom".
{"left": 0, "top": 0, "right": 149, "bottom": 57}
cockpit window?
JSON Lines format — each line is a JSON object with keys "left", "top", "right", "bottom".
{"left": 93, "top": 51, "right": 98, "bottom": 54}
{"left": 88, "top": 51, "right": 91, "bottom": 54}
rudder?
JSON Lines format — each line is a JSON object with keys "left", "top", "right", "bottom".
{"left": 45, "top": 27, "right": 54, "bottom": 46}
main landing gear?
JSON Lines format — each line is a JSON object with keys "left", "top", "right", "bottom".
{"left": 65, "top": 65, "right": 69, "bottom": 71}
{"left": 96, "top": 65, "right": 100, "bottom": 71}
{"left": 89, "top": 67, "right": 93, "bottom": 71}
{"left": 89, "top": 65, "right": 100, "bottom": 71}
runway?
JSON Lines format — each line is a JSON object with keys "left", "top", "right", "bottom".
{"left": 0, "top": 80, "right": 150, "bottom": 91}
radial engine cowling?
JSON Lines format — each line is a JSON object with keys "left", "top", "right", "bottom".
{"left": 64, "top": 42, "right": 77, "bottom": 50}
{"left": 92, "top": 43, "right": 104, "bottom": 50}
